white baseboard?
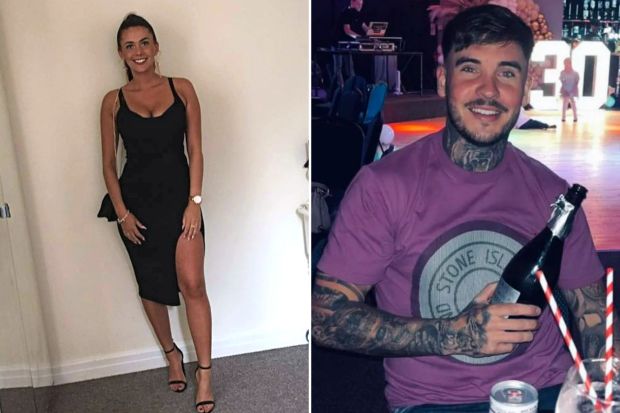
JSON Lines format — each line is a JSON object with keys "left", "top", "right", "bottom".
{"left": 0, "top": 365, "right": 35, "bottom": 389}
{"left": 0, "top": 327, "right": 308, "bottom": 388}
{"left": 212, "top": 326, "right": 308, "bottom": 359}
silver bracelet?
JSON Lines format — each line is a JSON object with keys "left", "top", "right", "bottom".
{"left": 117, "top": 210, "right": 130, "bottom": 223}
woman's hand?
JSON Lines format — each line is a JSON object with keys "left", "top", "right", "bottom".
{"left": 182, "top": 202, "right": 202, "bottom": 240}
{"left": 120, "top": 213, "right": 147, "bottom": 245}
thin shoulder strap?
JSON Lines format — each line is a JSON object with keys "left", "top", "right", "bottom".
{"left": 117, "top": 87, "right": 127, "bottom": 107}
{"left": 168, "top": 77, "right": 181, "bottom": 101}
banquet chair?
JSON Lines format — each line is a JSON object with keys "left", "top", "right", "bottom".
{"left": 311, "top": 117, "right": 365, "bottom": 251}
{"left": 311, "top": 117, "right": 364, "bottom": 195}
{"left": 328, "top": 75, "right": 369, "bottom": 123}
{"left": 361, "top": 82, "right": 388, "bottom": 164}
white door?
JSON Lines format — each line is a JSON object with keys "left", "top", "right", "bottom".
{"left": 0, "top": 172, "right": 36, "bottom": 411}
{"left": 0, "top": 66, "right": 40, "bottom": 412}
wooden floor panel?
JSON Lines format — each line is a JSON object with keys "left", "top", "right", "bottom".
{"left": 389, "top": 109, "right": 620, "bottom": 251}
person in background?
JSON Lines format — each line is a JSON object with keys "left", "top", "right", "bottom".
{"left": 515, "top": 107, "right": 556, "bottom": 130}
{"left": 312, "top": 6, "right": 615, "bottom": 412}
{"left": 333, "top": 0, "right": 369, "bottom": 87}
{"left": 560, "top": 57, "right": 579, "bottom": 122}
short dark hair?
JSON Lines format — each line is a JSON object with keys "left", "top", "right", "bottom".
{"left": 442, "top": 5, "right": 534, "bottom": 62}
{"left": 116, "top": 13, "right": 158, "bottom": 81}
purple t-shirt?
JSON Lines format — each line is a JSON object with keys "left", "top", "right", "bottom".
{"left": 318, "top": 130, "right": 603, "bottom": 409}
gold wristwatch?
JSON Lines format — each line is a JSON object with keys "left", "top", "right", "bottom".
{"left": 190, "top": 195, "right": 202, "bottom": 205}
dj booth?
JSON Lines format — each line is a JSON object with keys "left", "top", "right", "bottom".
{"left": 316, "top": 20, "right": 426, "bottom": 94}
{"left": 318, "top": 37, "right": 424, "bottom": 94}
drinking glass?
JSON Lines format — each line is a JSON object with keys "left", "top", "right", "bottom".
{"left": 556, "top": 358, "right": 620, "bottom": 412}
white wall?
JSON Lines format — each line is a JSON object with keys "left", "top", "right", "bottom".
{"left": 0, "top": 0, "right": 308, "bottom": 385}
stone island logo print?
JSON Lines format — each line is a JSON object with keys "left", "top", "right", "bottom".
{"left": 415, "top": 222, "right": 525, "bottom": 365}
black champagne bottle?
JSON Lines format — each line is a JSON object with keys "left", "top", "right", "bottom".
{"left": 490, "top": 184, "right": 588, "bottom": 309}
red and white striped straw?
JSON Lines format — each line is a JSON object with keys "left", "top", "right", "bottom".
{"left": 535, "top": 270, "right": 604, "bottom": 411}
{"left": 604, "top": 267, "right": 614, "bottom": 405}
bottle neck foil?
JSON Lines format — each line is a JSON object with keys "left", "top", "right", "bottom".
{"left": 547, "top": 194, "right": 576, "bottom": 240}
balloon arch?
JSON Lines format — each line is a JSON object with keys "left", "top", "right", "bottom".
{"left": 428, "top": 0, "right": 553, "bottom": 64}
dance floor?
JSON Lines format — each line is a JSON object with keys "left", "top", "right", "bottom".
{"left": 388, "top": 109, "right": 620, "bottom": 251}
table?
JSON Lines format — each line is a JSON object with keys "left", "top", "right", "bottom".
{"left": 317, "top": 48, "right": 424, "bottom": 95}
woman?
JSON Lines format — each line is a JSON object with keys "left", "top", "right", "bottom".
{"left": 100, "top": 13, "right": 214, "bottom": 412}
{"left": 559, "top": 57, "right": 579, "bottom": 122}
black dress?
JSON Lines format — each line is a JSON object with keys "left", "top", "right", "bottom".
{"left": 116, "top": 77, "right": 203, "bottom": 306}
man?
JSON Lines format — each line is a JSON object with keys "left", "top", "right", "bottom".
{"left": 515, "top": 107, "right": 556, "bottom": 129}
{"left": 333, "top": 0, "right": 369, "bottom": 87}
{"left": 313, "top": 5, "right": 615, "bottom": 412}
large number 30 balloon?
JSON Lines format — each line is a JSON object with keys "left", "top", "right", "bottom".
{"left": 529, "top": 40, "right": 611, "bottom": 111}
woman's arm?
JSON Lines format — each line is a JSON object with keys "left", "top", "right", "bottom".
{"left": 100, "top": 90, "right": 128, "bottom": 218}
{"left": 100, "top": 90, "right": 146, "bottom": 244}
{"left": 176, "top": 78, "right": 204, "bottom": 239}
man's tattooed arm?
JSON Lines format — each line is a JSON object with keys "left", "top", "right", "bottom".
{"left": 312, "top": 273, "right": 539, "bottom": 357}
{"left": 561, "top": 279, "right": 620, "bottom": 358}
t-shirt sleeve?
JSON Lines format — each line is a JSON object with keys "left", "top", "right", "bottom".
{"left": 318, "top": 167, "right": 396, "bottom": 285}
{"left": 341, "top": 9, "right": 354, "bottom": 26}
{"left": 557, "top": 207, "right": 604, "bottom": 289}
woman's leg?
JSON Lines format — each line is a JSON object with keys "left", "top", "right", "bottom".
{"left": 141, "top": 298, "right": 186, "bottom": 391}
{"left": 562, "top": 96, "right": 568, "bottom": 120}
{"left": 176, "top": 233, "right": 214, "bottom": 411}
{"left": 570, "top": 97, "right": 577, "bottom": 121}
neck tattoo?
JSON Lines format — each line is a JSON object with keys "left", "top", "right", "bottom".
{"left": 442, "top": 124, "right": 508, "bottom": 172}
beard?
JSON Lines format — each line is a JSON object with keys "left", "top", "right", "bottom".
{"left": 446, "top": 92, "right": 520, "bottom": 148}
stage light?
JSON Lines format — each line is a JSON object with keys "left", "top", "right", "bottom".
{"left": 529, "top": 41, "right": 610, "bottom": 111}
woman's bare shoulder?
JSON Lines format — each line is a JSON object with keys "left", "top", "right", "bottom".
{"left": 171, "top": 77, "right": 197, "bottom": 93}
{"left": 171, "top": 78, "right": 198, "bottom": 106}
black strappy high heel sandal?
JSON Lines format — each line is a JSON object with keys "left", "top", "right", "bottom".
{"left": 163, "top": 343, "right": 187, "bottom": 393}
{"left": 194, "top": 364, "right": 215, "bottom": 412}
